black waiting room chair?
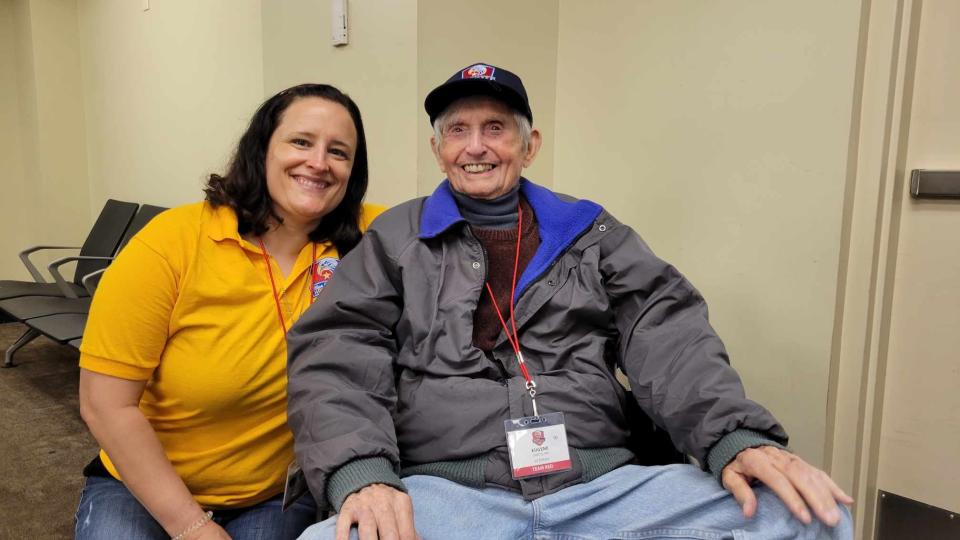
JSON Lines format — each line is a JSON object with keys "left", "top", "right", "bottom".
{"left": 0, "top": 202, "right": 162, "bottom": 367}
{"left": 0, "top": 199, "right": 138, "bottom": 301}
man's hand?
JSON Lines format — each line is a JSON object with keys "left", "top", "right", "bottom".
{"left": 336, "top": 484, "right": 418, "bottom": 540}
{"left": 722, "top": 446, "right": 853, "bottom": 527}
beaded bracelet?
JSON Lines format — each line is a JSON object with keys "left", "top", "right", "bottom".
{"left": 171, "top": 510, "right": 213, "bottom": 540}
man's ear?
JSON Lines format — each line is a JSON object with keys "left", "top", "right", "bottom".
{"left": 523, "top": 128, "right": 543, "bottom": 168}
{"left": 430, "top": 136, "right": 446, "bottom": 173}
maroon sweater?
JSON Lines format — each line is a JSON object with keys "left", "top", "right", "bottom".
{"left": 472, "top": 197, "right": 541, "bottom": 351}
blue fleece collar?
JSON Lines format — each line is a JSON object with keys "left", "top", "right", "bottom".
{"left": 419, "top": 179, "right": 602, "bottom": 299}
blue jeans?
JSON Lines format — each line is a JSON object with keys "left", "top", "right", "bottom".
{"left": 299, "top": 464, "right": 853, "bottom": 539}
{"left": 75, "top": 475, "right": 317, "bottom": 540}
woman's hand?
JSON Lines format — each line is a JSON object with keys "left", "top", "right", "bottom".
{"left": 184, "top": 519, "right": 232, "bottom": 539}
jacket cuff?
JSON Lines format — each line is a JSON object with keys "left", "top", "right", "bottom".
{"left": 326, "top": 456, "right": 406, "bottom": 512}
{"left": 706, "top": 428, "right": 786, "bottom": 483}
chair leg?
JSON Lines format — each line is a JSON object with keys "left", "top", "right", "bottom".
{"left": 2, "top": 328, "right": 41, "bottom": 368}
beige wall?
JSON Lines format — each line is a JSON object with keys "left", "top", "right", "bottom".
{"left": 2, "top": 0, "right": 90, "bottom": 279}
{"left": 76, "top": 0, "right": 264, "bottom": 208}
{"left": 417, "top": 0, "right": 559, "bottom": 196}
{"left": 554, "top": 0, "right": 863, "bottom": 466}
{"left": 0, "top": 0, "right": 30, "bottom": 279}
{"left": 27, "top": 0, "right": 89, "bottom": 233}
{"left": 265, "top": 0, "right": 562, "bottom": 203}
{"left": 262, "top": 0, "right": 419, "bottom": 207}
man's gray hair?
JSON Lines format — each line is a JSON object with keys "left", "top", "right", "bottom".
{"left": 432, "top": 98, "right": 532, "bottom": 153}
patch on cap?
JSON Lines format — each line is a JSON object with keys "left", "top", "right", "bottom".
{"left": 461, "top": 64, "right": 496, "bottom": 81}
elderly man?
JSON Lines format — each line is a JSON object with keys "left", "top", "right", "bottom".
{"left": 289, "top": 63, "right": 853, "bottom": 540}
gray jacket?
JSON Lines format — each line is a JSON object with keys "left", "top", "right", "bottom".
{"left": 287, "top": 179, "right": 787, "bottom": 511}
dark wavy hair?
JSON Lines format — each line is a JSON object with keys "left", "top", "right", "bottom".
{"left": 204, "top": 84, "right": 369, "bottom": 256}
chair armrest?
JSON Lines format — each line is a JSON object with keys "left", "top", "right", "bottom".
{"left": 81, "top": 268, "right": 108, "bottom": 296}
{"left": 18, "top": 245, "right": 81, "bottom": 283}
{"left": 47, "top": 255, "right": 114, "bottom": 299}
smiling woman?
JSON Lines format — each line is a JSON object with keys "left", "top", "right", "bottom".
{"left": 263, "top": 97, "right": 358, "bottom": 258}
{"left": 73, "top": 84, "right": 383, "bottom": 540}
{"left": 206, "top": 85, "right": 371, "bottom": 269}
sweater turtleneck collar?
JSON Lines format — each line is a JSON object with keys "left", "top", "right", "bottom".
{"left": 450, "top": 185, "right": 520, "bottom": 230}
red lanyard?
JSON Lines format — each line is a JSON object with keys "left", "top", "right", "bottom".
{"left": 484, "top": 205, "right": 539, "bottom": 416}
{"left": 258, "top": 239, "right": 317, "bottom": 335}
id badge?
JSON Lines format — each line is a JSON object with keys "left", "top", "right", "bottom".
{"left": 503, "top": 411, "right": 572, "bottom": 479}
{"left": 281, "top": 460, "right": 308, "bottom": 511}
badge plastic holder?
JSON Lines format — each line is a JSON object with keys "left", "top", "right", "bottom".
{"left": 503, "top": 411, "right": 572, "bottom": 479}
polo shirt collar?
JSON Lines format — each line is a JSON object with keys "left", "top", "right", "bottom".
{"left": 204, "top": 203, "right": 246, "bottom": 244}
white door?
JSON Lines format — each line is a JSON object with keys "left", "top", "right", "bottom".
{"left": 875, "top": 0, "right": 960, "bottom": 524}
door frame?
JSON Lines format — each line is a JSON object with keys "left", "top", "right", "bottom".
{"left": 824, "top": 0, "right": 923, "bottom": 538}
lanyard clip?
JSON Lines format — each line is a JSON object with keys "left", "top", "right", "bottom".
{"left": 525, "top": 379, "right": 537, "bottom": 398}
{"left": 525, "top": 380, "right": 539, "bottom": 416}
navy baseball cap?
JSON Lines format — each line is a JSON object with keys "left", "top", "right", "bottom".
{"left": 424, "top": 62, "right": 533, "bottom": 124}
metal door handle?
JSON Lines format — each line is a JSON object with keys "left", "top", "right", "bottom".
{"left": 910, "top": 170, "right": 960, "bottom": 199}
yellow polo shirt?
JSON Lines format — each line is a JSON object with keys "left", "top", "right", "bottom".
{"left": 79, "top": 201, "right": 383, "bottom": 508}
